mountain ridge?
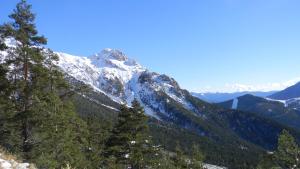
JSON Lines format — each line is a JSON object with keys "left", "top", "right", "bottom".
{"left": 218, "top": 94, "right": 300, "bottom": 130}
{"left": 269, "top": 82, "right": 300, "bottom": 100}
{"left": 192, "top": 91, "right": 277, "bottom": 103}
{"left": 55, "top": 49, "right": 196, "bottom": 119}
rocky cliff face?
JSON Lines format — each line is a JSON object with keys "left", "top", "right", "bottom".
{"left": 56, "top": 49, "right": 197, "bottom": 119}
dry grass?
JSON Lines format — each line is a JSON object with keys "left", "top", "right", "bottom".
{"left": 0, "top": 147, "right": 18, "bottom": 162}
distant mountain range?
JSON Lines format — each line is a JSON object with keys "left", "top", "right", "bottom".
{"left": 218, "top": 94, "right": 300, "bottom": 130}
{"left": 269, "top": 82, "right": 300, "bottom": 100}
{"left": 216, "top": 81, "right": 300, "bottom": 130}
{"left": 193, "top": 80, "right": 300, "bottom": 104}
{"left": 191, "top": 91, "right": 277, "bottom": 103}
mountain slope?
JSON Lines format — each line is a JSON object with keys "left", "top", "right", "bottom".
{"left": 192, "top": 91, "right": 277, "bottom": 103}
{"left": 73, "top": 90, "right": 263, "bottom": 169}
{"left": 56, "top": 49, "right": 206, "bottom": 120}
{"left": 73, "top": 88, "right": 300, "bottom": 169}
{"left": 218, "top": 94, "right": 300, "bottom": 130}
{"left": 269, "top": 82, "right": 300, "bottom": 100}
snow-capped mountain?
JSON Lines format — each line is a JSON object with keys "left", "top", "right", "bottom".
{"left": 56, "top": 49, "right": 145, "bottom": 102}
{"left": 0, "top": 39, "right": 202, "bottom": 121}
{"left": 55, "top": 49, "right": 194, "bottom": 119}
{"left": 4, "top": 42, "right": 300, "bottom": 168}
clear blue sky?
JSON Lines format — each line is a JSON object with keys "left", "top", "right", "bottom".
{"left": 1, "top": 0, "right": 300, "bottom": 92}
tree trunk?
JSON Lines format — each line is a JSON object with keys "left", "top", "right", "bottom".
{"left": 22, "top": 49, "right": 31, "bottom": 158}
{"left": 22, "top": 118, "right": 30, "bottom": 156}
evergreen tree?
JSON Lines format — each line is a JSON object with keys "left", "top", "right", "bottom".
{"left": 158, "top": 152, "right": 175, "bottom": 169}
{"left": 104, "top": 100, "right": 157, "bottom": 169}
{"left": 0, "top": 0, "right": 47, "bottom": 157}
{"left": 189, "top": 144, "right": 204, "bottom": 169}
{"left": 173, "top": 143, "right": 188, "bottom": 169}
{"left": 257, "top": 130, "right": 300, "bottom": 169}
{"left": 0, "top": 52, "right": 18, "bottom": 152}
{"left": 256, "top": 153, "right": 278, "bottom": 169}
{"left": 84, "top": 113, "right": 112, "bottom": 169}
{"left": 0, "top": 1, "right": 89, "bottom": 168}
{"left": 104, "top": 105, "right": 132, "bottom": 168}
{"left": 274, "top": 130, "right": 300, "bottom": 169}
{"left": 29, "top": 85, "right": 89, "bottom": 168}
{"left": 129, "top": 99, "right": 153, "bottom": 168}
{"left": 146, "top": 144, "right": 165, "bottom": 168}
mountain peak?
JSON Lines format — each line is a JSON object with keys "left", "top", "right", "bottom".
{"left": 90, "top": 48, "right": 142, "bottom": 69}
{"left": 94, "top": 48, "right": 128, "bottom": 62}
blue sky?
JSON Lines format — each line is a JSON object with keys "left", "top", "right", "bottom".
{"left": 1, "top": 0, "right": 300, "bottom": 92}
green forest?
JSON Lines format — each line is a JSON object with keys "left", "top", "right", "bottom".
{"left": 1, "top": 1, "right": 300, "bottom": 169}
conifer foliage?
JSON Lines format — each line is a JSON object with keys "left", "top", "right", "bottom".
{"left": 190, "top": 144, "right": 205, "bottom": 169}
{"left": 173, "top": 143, "right": 189, "bottom": 169}
{"left": 0, "top": 0, "right": 89, "bottom": 168}
{"left": 257, "top": 130, "right": 300, "bottom": 169}
{"left": 104, "top": 100, "right": 158, "bottom": 169}
{"left": 275, "top": 130, "right": 300, "bottom": 169}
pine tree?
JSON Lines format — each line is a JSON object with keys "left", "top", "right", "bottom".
{"left": 158, "top": 152, "right": 175, "bottom": 169}
{"left": 0, "top": 1, "right": 89, "bottom": 168}
{"left": 173, "top": 143, "right": 188, "bottom": 169}
{"left": 146, "top": 144, "right": 165, "bottom": 168}
{"left": 29, "top": 87, "right": 89, "bottom": 168}
{"left": 0, "top": 0, "right": 47, "bottom": 157}
{"left": 189, "top": 144, "right": 204, "bottom": 169}
{"left": 104, "top": 105, "right": 132, "bottom": 168}
{"left": 83, "top": 113, "right": 112, "bottom": 169}
{"left": 256, "top": 153, "right": 278, "bottom": 169}
{"left": 104, "top": 100, "right": 157, "bottom": 169}
{"left": 130, "top": 99, "right": 153, "bottom": 169}
{"left": 0, "top": 53, "right": 18, "bottom": 151}
{"left": 274, "top": 130, "right": 300, "bottom": 169}
{"left": 258, "top": 130, "right": 300, "bottom": 169}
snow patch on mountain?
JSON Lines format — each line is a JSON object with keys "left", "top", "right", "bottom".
{"left": 265, "top": 98, "right": 288, "bottom": 107}
{"left": 266, "top": 97, "right": 300, "bottom": 109}
{"left": 232, "top": 98, "right": 239, "bottom": 109}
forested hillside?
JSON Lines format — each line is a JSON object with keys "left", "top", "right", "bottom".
{"left": 1, "top": 1, "right": 300, "bottom": 169}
